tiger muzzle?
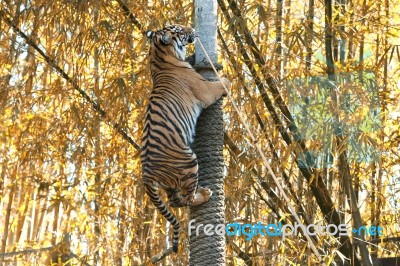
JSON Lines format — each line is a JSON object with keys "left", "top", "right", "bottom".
{"left": 187, "top": 31, "right": 196, "bottom": 43}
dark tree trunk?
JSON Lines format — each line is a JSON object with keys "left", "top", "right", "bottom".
{"left": 325, "top": 0, "right": 370, "bottom": 264}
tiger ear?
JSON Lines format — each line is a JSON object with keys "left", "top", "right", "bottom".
{"left": 161, "top": 31, "right": 172, "bottom": 44}
{"left": 146, "top": 30, "right": 154, "bottom": 39}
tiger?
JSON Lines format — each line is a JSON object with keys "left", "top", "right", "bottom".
{"left": 141, "top": 24, "right": 230, "bottom": 252}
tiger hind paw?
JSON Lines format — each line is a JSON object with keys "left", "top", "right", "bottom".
{"left": 192, "top": 187, "right": 213, "bottom": 205}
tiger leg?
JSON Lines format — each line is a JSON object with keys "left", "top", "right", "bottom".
{"left": 179, "top": 173, "right": 213, "bottom": 206}
{"left": 165, "top": 188, "right": 183, "bottom": 207}
{"left": 191, "top": 77, "right": 231, "bottom": 108}
{"left": 144, "top": 183, "right": 180, "bottom": 252}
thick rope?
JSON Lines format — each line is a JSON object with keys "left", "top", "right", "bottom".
{"left": 189, "top": 99, "right": 226, "bottom": 266}
{"left": 196, "top": 37, "right": 324, "bottom": 263}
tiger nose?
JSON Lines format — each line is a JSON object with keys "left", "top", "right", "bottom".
{"left": 188, "top": 34, "right": 196, "bottom": 43}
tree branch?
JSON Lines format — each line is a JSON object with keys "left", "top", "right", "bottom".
{"left": 0, "top": 9, "right": 140, "bottom": 151}
{"left": 0, "top": 242, "right": 90, "bottom": 266}
{"left": 116, "top": 0, "right": 144, "bottom": 32}
{"left": 219, "top": 32, "right": 314, "bottom": 228}
{"left": 226, "top": 238, "right": 253, "bottom": 266}
{"left": 138, "top": 247, "right": 174, "bottom": 265}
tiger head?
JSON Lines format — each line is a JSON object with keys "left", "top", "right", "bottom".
{"left": 146, "top": 25, "right": 196, "bottom": 61}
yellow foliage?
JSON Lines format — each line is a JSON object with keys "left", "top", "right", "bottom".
{"left": 0, "top": 0, "right": 399, "bottom": 264}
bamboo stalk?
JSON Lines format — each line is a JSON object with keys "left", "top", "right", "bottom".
{"left": 1, "top": 185, "right": 15, "bottom": 255}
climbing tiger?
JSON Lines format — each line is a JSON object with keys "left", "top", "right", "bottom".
{"left": 141, "top": 25, "right": 230, "bottom": 252}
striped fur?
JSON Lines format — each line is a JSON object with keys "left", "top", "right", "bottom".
{"left": 141, "top": 25, "right": 230, "bottom": 252}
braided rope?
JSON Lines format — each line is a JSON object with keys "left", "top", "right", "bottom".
{"left": 189, "top": 99, "right": 226, "bottom": 266}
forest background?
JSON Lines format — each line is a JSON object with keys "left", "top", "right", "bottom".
{"left": 0, "top": 0, "right": 399, "bottom": 265}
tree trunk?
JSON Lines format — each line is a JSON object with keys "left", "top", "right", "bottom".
{"left": 275, "top": 0, "right": 283, "bottom": 78}
{"left": 305, "top": 0, "right": 314, "bottom": 75}
{"left": 189, "top": 1, "right": 226, "bottom": 265}
{"left": 325, "top": 0, "right": 370, "bottom": 265}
